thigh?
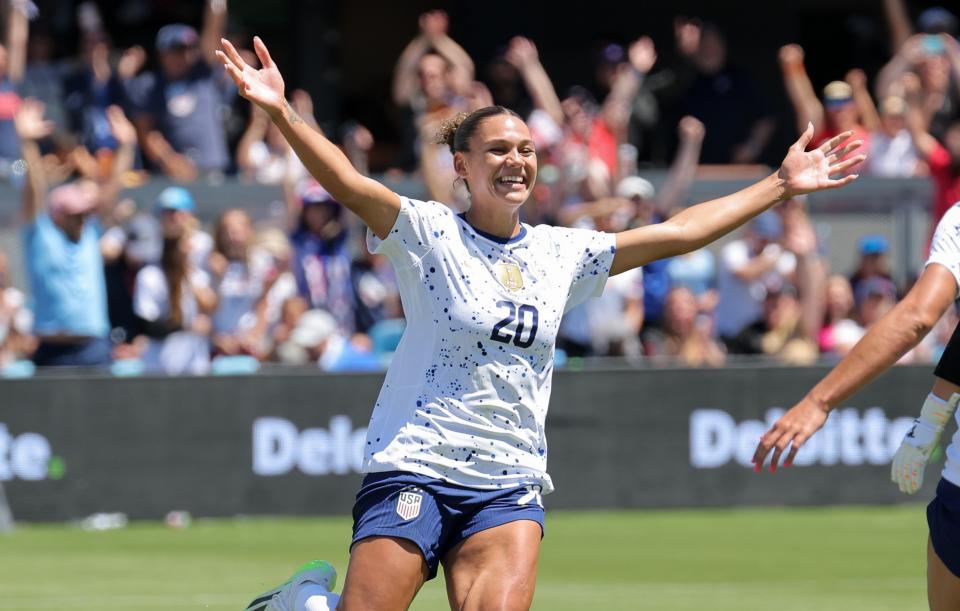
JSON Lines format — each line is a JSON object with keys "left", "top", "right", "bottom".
{"left": 928, "top": 537, "right": 960, "bottom": 611}
{"left": 442, "top": 520, "right": 542, "bottom": 611}
{"left": 338, "top": 536, "right": 429, "bottom": 611}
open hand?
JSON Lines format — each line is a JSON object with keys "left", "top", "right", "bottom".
{"left": 217, "top": 37, "right": 286, "bottom": 117}
{"left": 777, "top": 123, "right": 864, "bottom": 199}
{"left": 14, "top": 98, "right": 54, "bottom": 141}
{"left": 753, "top": 396, "right": 829, "bottom": 472}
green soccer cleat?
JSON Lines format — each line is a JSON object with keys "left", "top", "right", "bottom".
{"left": 245, "top": 560, "right": 338, "bottom": 611}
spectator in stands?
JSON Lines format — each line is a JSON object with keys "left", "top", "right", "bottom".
{"left": 826, "top": 276, "right": 899, "bottom": 357}
{"left": 390, "top": 10, "right": 473, "bottom": 172}
{"left": 130, "top": 0, "right": 230, "bottom": 181}
{"left": 671, "top": 20, "right": 774, "bottom": 164}
{"left": 0, "top": 249, "right": 34, "bottom": 366}
{"left": 236, "top": 92, "right": 315, "bottom": 185}
{"left": 780, "top": 44, "right": 869, "bottom": 165}
{"left": 818, "top": 274, "right": 858, "bottom": 357}
{"left": 254, "top": 227, "right": 300, "bottom": 342}
{"left": 644, "top": 285, "right": 724, "bottom": 366}
{"left": 133, "top": 214, "right": 217, "bottom": 375}
{"left": 723, "top": 200, "right": 825, "bottom": 363}
{"left": 716, "top": 211, "right": 795, "bottom": 351}
{"left": 154, "top": 186, "right": 213, "bottom": 269}
{"left": 876, "top": 32, "right": 960, "bottom": 142}
{"left": 19, "top": 99, "right": 135, "bottom": 367}
{"left": 289, "top": 182, "right": 357, "bottom": 335}
{"left": 0, "top": 1, "right": 27, "bottom": 180}
{"left": 102, "top": 212, "right": 162, "bottom": 352}
{"left": 903, "top": 70, "right": 960, "bottom": 226}
{"left": 208, "top": 208, "right": 272, "bottom": 358}
{"left": 848, "top": 234, "right": 894, "bottom": 298}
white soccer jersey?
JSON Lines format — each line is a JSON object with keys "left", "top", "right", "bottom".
{"left": 363, "top": 197, "right": 617, "bottom": 494}
{"left": 926, "top": 202, "right": 960, "bottom": 487}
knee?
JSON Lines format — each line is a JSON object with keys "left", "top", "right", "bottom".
{"left": 466, "top": 576, "right": 535, "bottom": 611}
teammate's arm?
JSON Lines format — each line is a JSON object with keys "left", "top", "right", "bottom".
{"left": 753, "top": 262, "right": 958, "bottom": 471}
{"left": 218, "top": 37, "right": 400, "bottom": 240}
{"left": 609, "top": 125, "right": 863, "bottom": 275}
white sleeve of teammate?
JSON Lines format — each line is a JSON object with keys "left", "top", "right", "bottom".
{"left": 557, "top": 227, "right": 617, "bottom": 313}
{"left": 366, "top": 197, "right": 450, "bottom": 268}
{"left": 926, "top": 204, "right": 960, "bottom": 298}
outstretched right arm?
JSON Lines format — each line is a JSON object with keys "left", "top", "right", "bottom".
{"left": 218, "top": 37, "right": 400, "bottom": 239}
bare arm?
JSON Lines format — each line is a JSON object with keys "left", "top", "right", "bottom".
{"left": 219, "top": 37, "right": 400, "bottom": 239}
{"left": 200, "top": 0, "right": 229, "bottom": 65}
{"left": 95, "top": 106, "right": 137, "bottom": 219}
{"left": 392, "top": 34, "right": 430, "bottom": 107}
{"left": 875, "top": 36, "right": 923, "bottom": 99}
{"left": 656, "top": 116, "right": 703, "bottom": 215}
{"left": 610, "top": 127, "right": 864, "bottom": 276}
{"left": 236, "top": 107, "right": 270, "bottom": 178}
{"left": 904, "top": 76, "right": 939, "bottom": 159}
{"left": 779, "top": 45, "right": 824, "bottom": 136}
{"left": 883, "top": 0, "right": 913, "bottom": 53}
{"left": 504, "top": 37, "right": 564, "bottom": 126}
{"left": 755, "top": 263, "right": 958, "bottom": 470}
{"left": 15, "top": 99, "right": 53, "bottom": 222}
{"left": 942, "top": 35, "right": 960, "bottom": 95}
{"left": 600, "top": 37, "right": 657, "bottom": 135}
{"left": 6, "top": 0, "right": 28, "bottom": 84}
{"left": 846, "top": 69, "right": 881, "bottom": 131}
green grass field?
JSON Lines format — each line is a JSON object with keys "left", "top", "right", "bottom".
{"left": 0, "top": 505, "right": 932, "bottom": 610}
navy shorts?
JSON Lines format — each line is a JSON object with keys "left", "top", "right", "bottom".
{"left": 351, "top": 471, "right": 545, "bottom": 579}
{"left": 928, "top": 478, "right": 960, "bottom": 578}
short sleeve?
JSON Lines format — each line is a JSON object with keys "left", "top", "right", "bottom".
{"left": 366, "top": 197, "right": 454, "bottom": 268}
{"left": 926, "top": 204, "right": 960, "bottom": 298}
{"left": 553, "top": 227, "right": 617, "bottom": 312}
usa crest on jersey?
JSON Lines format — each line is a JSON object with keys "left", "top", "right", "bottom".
{"left": 495, "top": 261, "right": 523, "bottom": 291}
{"left": 396, "top": 489, "right": 423, "bottom": 520}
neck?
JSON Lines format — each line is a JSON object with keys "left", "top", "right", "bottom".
{"left": 464, "top": 204, "right": 521, "bottom": 239}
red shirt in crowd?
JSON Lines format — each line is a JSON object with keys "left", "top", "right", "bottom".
{"left": 929, "top": 143, "right": 960, "bottom": 224}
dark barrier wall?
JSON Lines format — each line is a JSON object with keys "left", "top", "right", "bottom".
{"left": 0, "top": 365, "right": 946, "bottom": 521}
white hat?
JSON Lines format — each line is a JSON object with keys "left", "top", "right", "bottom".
{"left": 616, "top": 176, "right": 656, "bottom": 200}
{"left": 290, "top": 309, "right": 337, "bottom": 348}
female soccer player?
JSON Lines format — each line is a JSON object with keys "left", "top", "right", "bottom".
{"left": 755, "top": 204, "right": 960, "bottom": 610}
{"left": 219, "top": 36, "right": 863, "bottom": 611}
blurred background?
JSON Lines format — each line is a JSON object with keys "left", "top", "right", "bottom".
{"left": 1, "top": 1, "right": 959, "bottom": 609}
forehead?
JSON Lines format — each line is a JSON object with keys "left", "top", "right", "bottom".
{"left": 474, "top": 114, "right": 532, "bottom": 143}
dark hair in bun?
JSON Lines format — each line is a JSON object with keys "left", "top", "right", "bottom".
{"left": 434, "top": 106, "right": 523, "bottom": 155}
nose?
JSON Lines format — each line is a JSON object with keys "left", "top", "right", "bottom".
{"left": 505, "top": 148, "right": 522, "bottom": 165}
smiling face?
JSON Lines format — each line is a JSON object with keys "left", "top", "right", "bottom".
{"left": 454, "top": 114, "right": 537, "bottom": 213}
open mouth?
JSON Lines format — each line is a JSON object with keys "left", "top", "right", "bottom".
{"left": 496, "top": 175, "right": 527, "bottom": 190}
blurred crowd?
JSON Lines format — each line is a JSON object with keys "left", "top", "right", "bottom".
{"left": 0, "top": 0, "right": 959, "bottom": 374}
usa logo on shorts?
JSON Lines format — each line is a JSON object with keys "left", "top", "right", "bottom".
{"left": 396, "top": 490, "right": 423, "bottom": 521}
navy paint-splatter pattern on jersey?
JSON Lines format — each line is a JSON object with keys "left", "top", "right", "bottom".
{"left": 363, "top": 197, "right": 616, "bottom": 494}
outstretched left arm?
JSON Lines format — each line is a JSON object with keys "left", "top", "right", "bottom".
{"left": 609, "top": 124, "right": 864, "bottom": 276}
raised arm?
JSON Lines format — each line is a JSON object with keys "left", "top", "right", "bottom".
{"left": 95, "top": 106, "right": 137, "bottom": 219}
{"left": 600, "top": 37, "right": 657, "bottom": 136}
{"left": 754, "top": 262, "right": 958, "bottom": 471}
{"left": 200, "top": 0, "right": 229, "bottom": 65}
{"left": 421, "top": 11, "right": 474, "bottom": 82}
{"left": 779, "top": 45, "right": 824, "bottom": 136}
{"left": 942, "top": 35, "right": 960, "bottom": 95}
{"left": 14, "top": 99, "right": 53, "bottom": 222}
{"left": 656, "top": 116, "right": 704, "bottom": 215}
{"left": 504, "top": 37, "right": 564, "bottom": 126}
{"left": 875, "top": 35, "right": 923, "bottom": 99}
{"left": 219, "top": 37, "right": 399, "bottom": 239}
{"left": 883, "top": 0, "right": 914, "bottom": 54}
{"left": 845, "top": 69, "right": 881, "bottom": 131}
{"left": 609, "top": 126, "right": 863, "bottom": 275}
{"left": 903, "top": 74, "right": 939, "bottom": 159}
{"left": 6, "top": 0, "right": 29, "bottom": 84}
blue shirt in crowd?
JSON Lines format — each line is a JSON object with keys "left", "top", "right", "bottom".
{"left": 22, "top": 213, "right": 109, "bottom": 338}
{"left": 130, "top": 61, "right": 231, "bottom": 172}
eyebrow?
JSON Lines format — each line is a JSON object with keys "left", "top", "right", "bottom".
{"left": 484, "top": 138, "right": 536, "bottom": 148}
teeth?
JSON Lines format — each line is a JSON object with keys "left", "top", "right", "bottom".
{"left": 500, "top": 176, "right": 524, "bottom": 184}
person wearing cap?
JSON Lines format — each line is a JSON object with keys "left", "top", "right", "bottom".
{"left": 19, "top": 105, "right": 109, "bottom": 366}
{"left": 780, "top": 44, "right": 870, "bottom": 169}
{"left": 289, "top": 181, "right": 358, "bottom": 335}
{"left": 153, "top": 185, "right": 213, "bottom": 270}
{"left": 849, "top": 234, "right": 894, "bottom": 298}
{"left": 129, "top": 0, "right": 230, "bottom": 180}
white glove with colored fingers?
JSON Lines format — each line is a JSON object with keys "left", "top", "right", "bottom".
{"left": 891, "top": 392, "right": 959, "bottom": 494}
